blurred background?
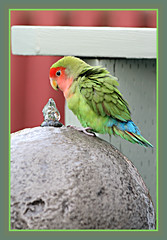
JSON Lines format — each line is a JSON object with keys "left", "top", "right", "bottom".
{"left": 11, "top": 10, "right": 156, "bottom": 133}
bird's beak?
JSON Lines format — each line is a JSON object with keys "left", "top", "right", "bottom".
{"left": 50, "top": 78, "right": 58, "bottom": 90}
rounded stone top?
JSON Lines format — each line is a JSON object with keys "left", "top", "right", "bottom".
{"left": 10, "top": 126, "right": 156, "bottom": 230}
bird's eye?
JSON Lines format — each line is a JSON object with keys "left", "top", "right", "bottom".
{"left": 56, "top": 70, "right": 61, "bottom": 76}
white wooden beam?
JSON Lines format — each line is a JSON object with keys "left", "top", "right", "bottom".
{"left": 11, "top": 26, "right": 156, "bottom": 58}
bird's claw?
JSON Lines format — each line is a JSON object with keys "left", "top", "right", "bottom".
{"left": 67, "top": 125, "right": 96, "bottom": 137}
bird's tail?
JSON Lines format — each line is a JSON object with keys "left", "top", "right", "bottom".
{"left": 112, "top": 125, "right": 153, "bottom": 147}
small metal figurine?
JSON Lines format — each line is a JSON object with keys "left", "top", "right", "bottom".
{"left": 41, "top": 98, "right": 63, "bottom": 127}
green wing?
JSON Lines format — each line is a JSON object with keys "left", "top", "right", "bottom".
{"left": 78, "top": 66, "right": 131, "bottom": 122}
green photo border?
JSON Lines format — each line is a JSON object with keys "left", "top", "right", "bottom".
{"left": 8, "top": 8, "right": 159, "bottom": 232}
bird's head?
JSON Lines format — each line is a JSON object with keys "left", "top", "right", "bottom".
{"left": 49, "top": 56, "right": 89, "bottom": 93}
{"left": 49, "top": 65, "right": 67, "bottom": 91}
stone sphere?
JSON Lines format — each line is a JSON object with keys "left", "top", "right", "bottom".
{"left": 10, "top": 126, "right": 156, "bottom": 229}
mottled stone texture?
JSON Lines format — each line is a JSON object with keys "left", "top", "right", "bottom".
{"left": 10, "top": 126, "right": 156, "bottom": 230}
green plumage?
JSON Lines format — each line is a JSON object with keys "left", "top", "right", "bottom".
{"left": 50, "top": 56, "right": 153, "bottom": 147}
{"left": 77, "top": 62, "right": 131, "bottom": 122}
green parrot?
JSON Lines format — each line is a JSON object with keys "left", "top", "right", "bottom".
{"left": 49, "top": 56, "right": 153, "bottom": 147}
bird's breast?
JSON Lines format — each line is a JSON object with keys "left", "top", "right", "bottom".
{"left": 67, "top": 93, "right": 80, "bottom": 115}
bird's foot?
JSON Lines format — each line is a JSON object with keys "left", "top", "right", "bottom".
{"left": 67, "top": 125, "right": 96, "bottom": 137}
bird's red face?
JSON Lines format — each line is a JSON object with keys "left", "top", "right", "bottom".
{"left": 49, "top": 66, "right": 74, "bottom": 99}
{"left": 49, "top": 66, "right": 66, "bottom": 91}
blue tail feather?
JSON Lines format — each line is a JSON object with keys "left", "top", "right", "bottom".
{"left": 106, "top": 118, "right": 153, "bottom": 147}
{"left": 107, "top": 118, "right": 141, "bottom": 135}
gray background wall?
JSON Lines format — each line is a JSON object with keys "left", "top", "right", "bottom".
{"left": 65, "top": 58, "right": 156, "bottom": 206}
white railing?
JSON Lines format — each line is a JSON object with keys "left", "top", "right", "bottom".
{"left": 11, "top": 26, "right": 156, "bottom": 58}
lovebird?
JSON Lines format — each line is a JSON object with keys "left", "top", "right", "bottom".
{"left": 49, "top": 56, "right": 153, "bottom": 147}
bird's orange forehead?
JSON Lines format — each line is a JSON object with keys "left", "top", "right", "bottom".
{"left": 49, "top": 66, "right": 66, "bottom": 78}
{"left": 49, "top": 67, "right": 57, "bottom": 78}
